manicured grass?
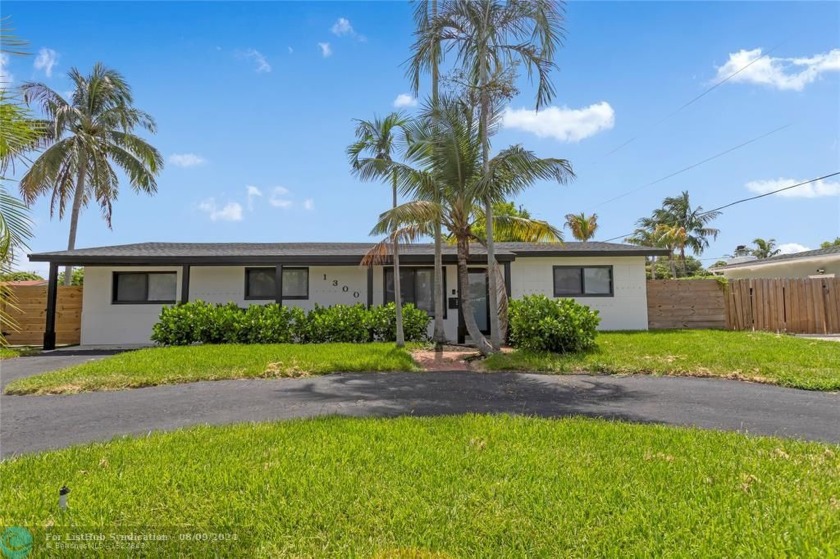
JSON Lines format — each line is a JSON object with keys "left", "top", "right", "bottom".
{"left": 0, "top": 415, "right": 837, "bottom": 557}
{"left": 484, "top": 330, "right": 840, "bottom": 391}
{"left": 0, "top": 347, "right": 21, "bottom": 359}
{"left": 4, "top": 343, "right": 417, "bottom": 395}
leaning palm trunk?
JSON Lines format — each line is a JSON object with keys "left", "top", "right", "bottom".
{"left": 494, "top": 264, "right": 508, "bottom": 342}
{"left": 457, "top": 237, "right": 492, "bottom": 355}
{"left": 64, "top": 158, "right": 88, "bottom": 285}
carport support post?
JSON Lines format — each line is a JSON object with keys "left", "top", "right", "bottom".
{"left": 180, "top": 265, "right": 190, "bottom": 304}
{"left": 43, "top": 262, "right": 58, "bottom": 350}
{"left": 274, "top": 265, "right": 283, "bottom": 305}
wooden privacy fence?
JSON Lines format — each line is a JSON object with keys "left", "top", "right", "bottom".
{"left": 646, "top": 279, "right": 727, "bottom": 330}
{"left": 1, "top": 285, "right": 82, "bottom": 345}
{"left": 726, "top": 277, "right": 840, "bottom": 334}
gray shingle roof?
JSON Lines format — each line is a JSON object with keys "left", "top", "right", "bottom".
{"left": 720, "top": 245, "right": 840, "bottom": 270}
{"left": 29, "top": 241, "right": 667, "bottom": 265}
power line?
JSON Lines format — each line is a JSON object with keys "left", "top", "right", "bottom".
{"left": 588, "top": 123, "right": 793, "bottom": 211}
{"left": 600, "top": 171, "right": 840, "bottom": 243}
{"left": 601, "top": 39, "right": 790, "bottom": 159}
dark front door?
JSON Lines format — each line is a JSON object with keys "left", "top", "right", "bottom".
{"left": 458, "top": 268, "right": 490, "bottom": 342}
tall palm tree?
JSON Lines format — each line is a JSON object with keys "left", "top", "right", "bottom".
{"left": 348, "top": 112, "right": 411, "bottom": 347}
{"left": 408, "top": 0, "right": 447, "bottom": 347}
{"left": 564, "top": 212, "right": 598, "bottom": 241}
{"left": 20, "top": 63, "right": 163, "bottom": 284}
{"left": 650, "top": 191, "right": 720, "bottom": 274}
{"left": 751, "top": 238, "right": 780, "bottom": 259}
{"left": 426, "top": 0, "right": 566, "bottom": 350}
{"left": 361, "top": 97, "right": 573, "bottom": 355}
{"left": 654, "top": 224, "right": 686, "bottom": 279}
{"left": 625, "top": 224, "right": 664, "bottom": 279}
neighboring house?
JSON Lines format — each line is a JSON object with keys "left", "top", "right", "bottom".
{"left": 29, "top": 242, "right": 668, "bottom": 348}
{"left": 714, "top": 246, "right": 840, "bottom": 280}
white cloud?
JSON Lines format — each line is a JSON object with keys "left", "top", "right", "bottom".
{"left": 34, "top": 47, "right": 59, "bottom": 77}
{"left": 241, "top": 48, "right": 271, "bottom": 73}
{"left": 318, "top": 42, "right": 332, "bottom": 58}
{"left": 330, "top": 18, "right": 365, "bottom": 41}
{"left": 502, "top": 102, "right": 615, "bottom": 142}
{"left": 0, "top": 54, "right": 12, "bottom": 89}
{"left": 714, "top": 48, "right": 840, "bottom": 91}
{"left": 168, "top": 153, "right": 206, "bottom": 168}
{"left": 745, "top": 178, "right": 840, "bottom": 198}
{"left": 246, "top": 185, "right": 263, "bottom": 210}
{"left": 331, "top": 18, "right": 353, "bottom": 36}
{"left": 777, "top": 243, "right": 810, "bottom": 255}
{"left": 393, "top": 93, "right": 418, "bottom": 108}
{"left": 269, "top": 187, "right": 293, "bottom": 208}
{"left": 303, "top": 198, "right": 315, "bottom": 211}
{"left": 198, "top": 199, "right": 243, "bottom": 222}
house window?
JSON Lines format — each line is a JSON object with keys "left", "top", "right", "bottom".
{"left": 112, "top": 272, "right": 177, "bottom": 304}
{"left": 245, "top": 267, "right": 309, "bottom": 300}
{"left": 384, "top": 268, "right": 445, "bottom": 316}
{"left": 552, "top": 266, "right": 613, "bottom": 297}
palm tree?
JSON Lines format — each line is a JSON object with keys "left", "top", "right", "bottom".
{"left": 654, "top": 224, "right": 686, "bottom": 279}
{"left": 751, "top": 238, "right": 780, "bottom": 259}
{"left": 361, "top": 97, "right": 573, "bottom": 355}
{"left": 564, "top": 212, "right": 598, "bottom": 241}
{"left": 426, "top": 0, "right": 566, "bottom": 350}
{"left": 650, "top": 191, "right": 720, "bottom": 274}
{"left": 20, "top": 63, "right": 163, "bottom": 284}
{"left": 348, "top": 112, "right": 412, "bottom": 347}
{"left": 408, "top": 0, "right": 447, "bottom": 346}
{"left": 625, "top": 224, "right": 665, "bottom": 279}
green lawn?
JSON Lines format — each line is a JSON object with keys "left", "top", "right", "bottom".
{"left": 485, "top": 330, "right": 840, "bottom": 391}
{"left": 0, "top": 347, "right": 21, "bottom": 360}
{"left": 4, "top": 343, "right": 416, "bottom": 395}
{"left": 0, "top": 415, "right": 837, "bottom": 557}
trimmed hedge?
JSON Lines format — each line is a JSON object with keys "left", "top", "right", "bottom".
{"left": 508, "top": 295, "right": 600, "bottom": 353}
{"left": 151, "top": 301, "right": 430, "bottom": 346}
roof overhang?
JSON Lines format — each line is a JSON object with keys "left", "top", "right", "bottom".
{"left": 27, "top": 253, "right": 515, "bottom": 266}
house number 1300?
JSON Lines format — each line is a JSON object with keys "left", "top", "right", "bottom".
{"left": 323, "top": 275, "right": 360, "bottom": 299}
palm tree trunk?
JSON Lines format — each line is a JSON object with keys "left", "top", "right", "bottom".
{"left": 392, "top": 173, "right": 405, "bottom": 347}
{"left": 650, "top": 257, "right": 656, "bottom": 280}
{"left": 457, "top": 236, "right": 492, "bottom": 355}
{"left": 430, "top": 0, "right": 446, "bottom": 347}
{"left": 669, "top": 255, "right": 677, "bottom": 279}
{"left": 680, "top": 246, "right": 687, "bottom": 276}
{"left": 478, "top": 50, "right": 501, "bottom": 351}
{"left": 64, "top": 159, "right": 88, "bottom": 286}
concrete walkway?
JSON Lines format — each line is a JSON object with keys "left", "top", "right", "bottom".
{"left": 1, "top": 355, "right": 838, "bottom": 457}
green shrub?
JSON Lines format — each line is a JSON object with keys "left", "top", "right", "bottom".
{"left": 152, "top": 301, "right": 430, "bottom": 346}
{"left": 508, "top": 295, "right": 600, "bottom": 353}
{"left": 300, "top": 304, "right": 372, "bottom": 344}
{"left": 369, "top": 302, "right": 430, "bottom": 342}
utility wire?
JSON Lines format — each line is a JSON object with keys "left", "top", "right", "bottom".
{"left": 587, "top": 123, "right": 793, "bottom": 211}
{"left": 601, "top": 39, "right": 790, "bottom": 158}
{"left": 600, "top": 171, "right": 840, "bottom": 243}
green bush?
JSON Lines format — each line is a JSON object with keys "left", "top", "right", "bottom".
{"left": 508, "top": 295, "right": 600, "bottom": 353}
{"left": 151, "top": 301, "right": 430, "bottom": 346}
{"left": 369, "top": 302, "right": 430, "bottom": 342}
{"left": 300, "top": 304, "right": 372, "bottom": 344}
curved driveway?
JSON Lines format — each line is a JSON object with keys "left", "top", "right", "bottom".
{"left": 1, "top": 352, "right": 838, "bottom": 457}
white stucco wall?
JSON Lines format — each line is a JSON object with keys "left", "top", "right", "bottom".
{"left": 80, "top": 256, "right": 649, "bottom": 345}
{"left": 81, "top": 266, "right": 183, "bottom": 345}
{"left": 510, "top": 256, "right": 649, "bottom": 330}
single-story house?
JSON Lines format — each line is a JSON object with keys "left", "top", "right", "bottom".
{"left": 29, "top": 241, "right": 669, "bottom": 348}
{"left": 714, "top": 246, "right": 840, "bottom": 280}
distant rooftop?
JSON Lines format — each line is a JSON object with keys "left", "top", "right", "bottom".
{"left": 718, "top": 245, "right": 840, "bottom": 270}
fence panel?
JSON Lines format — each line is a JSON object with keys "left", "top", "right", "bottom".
{"left": 1, "top": 285, "right": 82, "bottom": 346}
{"left": 646, "top": 280, "right": 727, "bottom": 330}
{"left": 725, "top": 278, "right": 840, "bottom": 334}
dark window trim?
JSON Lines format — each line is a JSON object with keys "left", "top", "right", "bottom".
{"left": 383, "top": 266, "right": 446, "bottom": 319}
{"left": 245, "top": 267, "right": 309, "bottom": 300}
{"left": 552, "top": 265, "right": 614, "bottom": 298}
{"left": 112, "top": 271, "right": 177, "bottom": 305}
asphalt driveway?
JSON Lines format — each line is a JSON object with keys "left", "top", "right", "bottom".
{"left": 1, "top": 354, "right": 838, "bottom": 457}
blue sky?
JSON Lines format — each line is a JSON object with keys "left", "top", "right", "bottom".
{"left": 4, "top": 1, "right": 839, "bottom": 275}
